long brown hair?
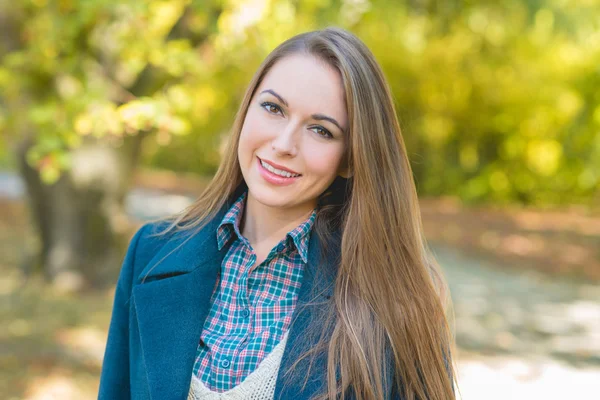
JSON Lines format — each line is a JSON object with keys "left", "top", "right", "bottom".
{"left": 156, "top": 27, "right": 456, "bottom": 400}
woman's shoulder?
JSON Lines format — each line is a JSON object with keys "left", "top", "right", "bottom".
{"left": 131, "top": 219, "right": 175, "bottom": 253}
{"left": 123, "top": 220, "right": 185, "bottom": 282}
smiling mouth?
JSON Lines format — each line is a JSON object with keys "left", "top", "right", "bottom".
{"left": 257, "top": 157, "right": 302, "bottom": 178}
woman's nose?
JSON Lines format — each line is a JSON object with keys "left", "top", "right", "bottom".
{"left": 271, "top": 123, "right": 298, "bottom": 157}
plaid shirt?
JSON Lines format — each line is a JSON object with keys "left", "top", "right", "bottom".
{"left": 192, "top": 190, "right": 317, "bottom": 392}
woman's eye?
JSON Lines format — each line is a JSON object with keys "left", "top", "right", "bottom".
{"left": 311, "top": 126, "right": 333, "bottom": 139}
{"left": 261, "top": 102, "right": 283, "bottom": 115}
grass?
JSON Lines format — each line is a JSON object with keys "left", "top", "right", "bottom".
{"left": 0, "top": 200, "right": 115, "bottom": 399}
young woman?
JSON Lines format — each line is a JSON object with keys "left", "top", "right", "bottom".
{"left": 99, "top": 27, "right": 456, "bottom": 400}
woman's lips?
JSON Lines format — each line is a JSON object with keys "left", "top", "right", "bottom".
{"left": 257, "top": 157, "right": 301, "bottom": 186}
{"left": 258, "top": 157, "right": 301, "bottom": 175}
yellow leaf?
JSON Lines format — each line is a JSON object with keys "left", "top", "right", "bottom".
{"left": 526, "top": 139, "right": 563, "bottom": 176}
{"left": 459, "top": 144, "right": 479, "bottom": 171}
{"left": 74, "top": 114, "right": 93, "bottom": 135}
{"left": 40, "top": 164, "right": 61, "bottom": 185}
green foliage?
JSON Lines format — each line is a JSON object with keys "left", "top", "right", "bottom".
{"left": 0, "top": 0, "right": 598, "bottom": 205}
{"left": 373, "top": 1, "right": 600, "bottom": 206}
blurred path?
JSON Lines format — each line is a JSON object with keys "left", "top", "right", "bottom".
{"left": 456, "top": 355, "right": 599, "bottom": 399}
{"left": 435, "top": 244, "right": 600, "bottom": 399}
{"left": 0, "top": 171, "right": 24, "bottom": 200}
{"left": 2, "top": 171, "right": 599, "bottom": 398}
{"left": 436, "top": 245, "right": 600, "bottom": 364}
{"left": 0, "top": 170, "right": 195, "bottom": 221}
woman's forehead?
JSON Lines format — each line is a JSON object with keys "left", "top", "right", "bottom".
{"left": 257, "top": 54, "right": 348, "bottom": 126}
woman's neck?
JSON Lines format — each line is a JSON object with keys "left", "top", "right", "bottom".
{"left": 240, "top": 193, "right": 315, "bottom": 251}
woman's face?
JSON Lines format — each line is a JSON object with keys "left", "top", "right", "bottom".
{"left": 238, "top": 53, "right": 348, "bottom": 214}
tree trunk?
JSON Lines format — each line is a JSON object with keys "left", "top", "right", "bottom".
{"left": 16, "top": 134, "right": 145, "bottom": 290}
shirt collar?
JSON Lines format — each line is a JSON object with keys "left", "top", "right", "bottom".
{"left": 285, "top": 209, "right": 316, "bottom": 263}
{"left": 216, "top": 191, "right": 246, "bottom": 251}
{"left": 216, "top": 190, "right": 317, "bottom": 263}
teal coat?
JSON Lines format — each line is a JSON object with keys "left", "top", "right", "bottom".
{"left": 98, "top": 189, "right": 403, "bottom": 400}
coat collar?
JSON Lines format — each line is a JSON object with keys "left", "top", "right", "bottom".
{"left": 135, "top": 184, "right": 240, "bottom": 284}
{"left": 132, "top": 184, "right": 340, "bottom": 400}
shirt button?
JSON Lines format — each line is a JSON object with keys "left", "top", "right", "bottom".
{"left": 220, "top": 359, "right": 231, "bottom": 368}
{"left": 241, "top": 308, "right": 250, "bottom": 318}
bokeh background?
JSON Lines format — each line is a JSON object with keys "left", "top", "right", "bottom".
{"left": 1, "top": 0, "right": 599, "bottom": 398}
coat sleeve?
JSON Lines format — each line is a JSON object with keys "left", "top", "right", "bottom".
{"left": 98, "top": 224, "right": 147, "bottom": 400}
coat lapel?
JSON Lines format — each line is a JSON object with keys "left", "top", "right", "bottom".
{"left": 132, "top": 200, "right": 230, "bottom": 400}
{"left": 133, "top": 267, "right": 218, "bottom": 400}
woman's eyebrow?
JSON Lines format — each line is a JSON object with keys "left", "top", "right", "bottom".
{"left": 312, "top": 114, "right": 345, "bottom": 133}
{"left": 260, "top": 88, "right": 346, "bottom": 133}
{"left": 260, "top": 89, "right": 288, "bottom": 107}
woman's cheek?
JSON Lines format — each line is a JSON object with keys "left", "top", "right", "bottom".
{"left": 242, "top": 117, "right": 271, "bottom": 147}
{"left": 311, "top": 148, "right": 344, "bottom": 178}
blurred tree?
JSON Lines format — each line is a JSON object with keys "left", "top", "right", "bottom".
{"left": 353, "top": 0, "right": 600, "bottom": 206}
{"left": 145, "top": 0, "right": 600, "bottom": 206}
{"left": 0, "top": 0, "right": 224, "bottom": 287}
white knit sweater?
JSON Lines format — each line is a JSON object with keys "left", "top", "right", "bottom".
{"left": 188, "top": 331, "right": 289, "bottom": 400}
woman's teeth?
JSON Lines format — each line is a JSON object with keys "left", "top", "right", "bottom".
{"left": 260, "top": 159, "right": 300, "bottom": 178}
